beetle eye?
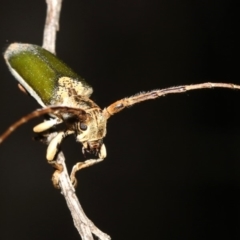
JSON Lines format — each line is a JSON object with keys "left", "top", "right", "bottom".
{"left": 80, "top": 123, "right": 87, "bottom": 131}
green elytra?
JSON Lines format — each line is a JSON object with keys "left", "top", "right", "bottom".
{"left": 4, "top": 43, "right": 92, "bottom": 105}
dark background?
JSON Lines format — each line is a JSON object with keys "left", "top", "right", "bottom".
{"left": 0, "top": 0, "right": 239, "bottom": 239}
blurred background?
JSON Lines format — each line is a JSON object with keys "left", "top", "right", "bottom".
{"left": 0, "top": 0, "right": 239, "bottom": 239}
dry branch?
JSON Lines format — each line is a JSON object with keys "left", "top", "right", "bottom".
{"left": 42, "top": 0, "right": 110, "bottom": 239}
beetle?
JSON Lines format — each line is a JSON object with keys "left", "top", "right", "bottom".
{"left": 1, "top": 43, "right": 240, "bottom": 187}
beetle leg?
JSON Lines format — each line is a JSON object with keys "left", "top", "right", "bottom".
{"left": 46, "top": 130, "right": 74, "bottom": 161}
{"left": 33, "top": 118, "right": 62, "bottom": 133}
{"left": 51, "top": 162, "right": 63, "bottom": 189}
{"left": 46, "top": 130, "right": 74, "bottom": 188}
{"left": 46, "top": 131, "right": 65, "bottom": 161}
{"left": 70, "top": 144, "right": 107, "bottom": 187}
{"left": 70, "top": 158, "right": 105, "bottom": 187}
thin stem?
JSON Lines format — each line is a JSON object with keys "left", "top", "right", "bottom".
{"left": 42, "top": 0, "right": 110, "bottom": 239}
{"left": 43, "top": 0, "right": 62, "bottom": 54}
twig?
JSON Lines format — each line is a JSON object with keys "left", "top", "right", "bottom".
{"left": 42, "top": 0, "right": 110, "bottom": 239}
{"left": 43, "top": 0, "right": 62, "bottom": 54}
{"left": 54, "top": 151, "right": 110, "bottom": 240}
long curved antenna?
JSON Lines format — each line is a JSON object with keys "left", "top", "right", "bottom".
{"left": 0, "top": 106, "right": 86, "bottom": 144}
{"left": 104, "top": 82, "right": 240, "bottom": 118}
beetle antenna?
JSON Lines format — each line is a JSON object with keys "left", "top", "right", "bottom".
{"left": 104, "top": 82, "right": 240, "bottom": 117}
{"left": 0, "top": 106, "right": 86, "bottom": 144}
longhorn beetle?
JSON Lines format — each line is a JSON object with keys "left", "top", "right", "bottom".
{"left": 1, "top": 43, "right": 240, "bottom": 187}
